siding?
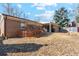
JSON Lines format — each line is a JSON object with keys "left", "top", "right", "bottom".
{"left": 6, "top": 19, "right": 20, "bottom": 37}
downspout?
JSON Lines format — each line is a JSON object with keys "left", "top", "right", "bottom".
{"left": 4, "top": 15, "right": 7, "bottom": 37}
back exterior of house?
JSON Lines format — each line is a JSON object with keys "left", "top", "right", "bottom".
{"left": 0, "top": 14, "right": 62, "bottom": 38}
{"left": 0, "top": 14, "right": 43, "bottom": 38}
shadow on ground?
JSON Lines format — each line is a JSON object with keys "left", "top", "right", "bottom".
{"left": 41, "top": 28, "right": 68, "bottom": 37}
{"left": 0, "top": 43, "right": 47, "bottom": 56}
{"left": 41, "top": 32, "right": 53, "bottom": 37}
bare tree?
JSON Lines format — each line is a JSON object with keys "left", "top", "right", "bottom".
{"left": 2, "top": 3, "right": 14, "bottom": 15}
{"left": 22, "top": 13, "right": 29, "bottom": 19}
{"left": 2, "top": 3, "right": 24, "bottom": 18}
{"left": 13, "top": 7, "right": 23, "bottom": 17}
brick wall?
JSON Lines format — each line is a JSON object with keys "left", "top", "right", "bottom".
{"left": 1, "top": 14, "right": 43, "bottom": 37}
{"left": 6, "top": 19, "right": 20, "bottom": 37}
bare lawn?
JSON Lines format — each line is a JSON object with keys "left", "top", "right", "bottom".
{"left": 2, "top": 32, "right": 79, "bottom": 56}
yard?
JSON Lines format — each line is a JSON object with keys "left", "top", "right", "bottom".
{"left": 1, "top": 32, "right": 79, "bottom": 56}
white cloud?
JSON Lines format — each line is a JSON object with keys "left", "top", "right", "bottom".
{"left": 36, "top": 6, "right": 45, "bottom": 10}
{"left": 41, "top": 11, "right": 54, "bottom": 19}
{"left": 17, "top": 4, "right": 22, "bottom": 8}
{"left": 68, "top": 8, "right": 73, "bottom": 12}
{"left": 32, "top": 3, "right": 57, "bottom": 7}
{"left": 35, "top": 10, "right": 55, "bottom": 23}
{"left": 45, "top": 3, "right": 57, "bottom": 7}
{"left": 32, "top": 3, "right": 45, "bottom": 10}
{"left": 32, "top": 3, "right": 57, "bottom": 10}
{"left": 69, "top": 3, "right": 73, "bottom": 5}
{"left": 45, "top": 10, "right": 54, "bottom": 14}
{"left": 35, "top": 14, "right": 39, "bottom": 17}
{"left": 27, "top": 12, "right": 31, "bottom": 15}
{"left": 32, "top": 3, "right": 46, "bottom": 7}
{"left": 35, "top": 10, "right": 54, "bottom": 22}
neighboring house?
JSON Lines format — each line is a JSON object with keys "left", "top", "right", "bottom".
{"left": 77, "top": 23, "right": 79, "bottom": 32}
{"left": 0, "top": 14, "right": 43, "bottom": 38}
{"left": 64, "top": 21, "right": 77, "bottom": 32}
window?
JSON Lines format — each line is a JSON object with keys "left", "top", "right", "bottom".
{"left": 28, "top": 25, "right": 39, "bottom": 30}
{"left": 19, "top": 22, "right": 26, "bottom": 30}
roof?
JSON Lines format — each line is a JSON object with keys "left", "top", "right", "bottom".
{"left": 2, "top": 14, "right": 43, "bottom": 26}
{"left": 43, "top": 23, "right": 60, "bottom": 27}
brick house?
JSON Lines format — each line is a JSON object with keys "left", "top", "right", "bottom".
{"left": 0, "top": 14, "right": 43, "bottom": 38}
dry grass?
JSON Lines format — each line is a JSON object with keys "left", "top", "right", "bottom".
{"left": 2, "top": 32, "right": 79, "bottom": 56}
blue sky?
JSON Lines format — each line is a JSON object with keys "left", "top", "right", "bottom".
{"left": 0, "top": 3, "right": 78, "bottom": 23}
